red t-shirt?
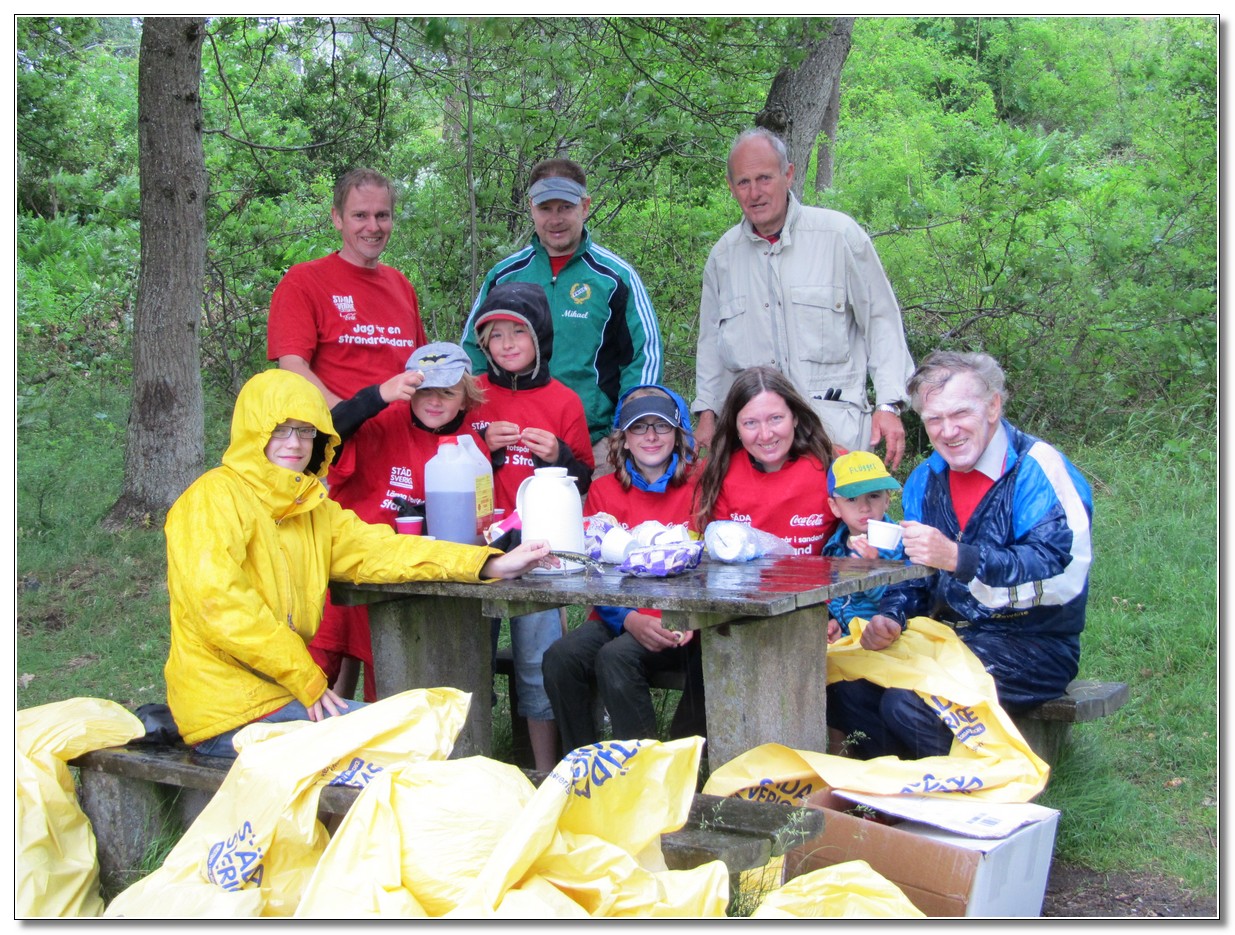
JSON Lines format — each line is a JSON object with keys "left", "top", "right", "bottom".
{"left": 467, "top": 376, "right": 594, "bottom": 513}
{"left": 584, "top": 465, "right": 701, "bottom": 621}
{"left": 585, "top": 469, "right": 699, "bottom": 532}
{"left": 267, "top": 251, "right": 428, "bottom": 400}
{"left": 708, "top": 453, "right": 839, "bottom": 555}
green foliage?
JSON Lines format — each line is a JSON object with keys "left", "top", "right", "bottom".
{"left": 833, "top": 16, "right": 1215, "bottom": 445}
{"left": 17, "top": 16, "right": 1215, "bottom": 436}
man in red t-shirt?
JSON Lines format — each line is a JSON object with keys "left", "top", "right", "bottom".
{"left": 267, "top": 168, "right": 428, "bottom": 407}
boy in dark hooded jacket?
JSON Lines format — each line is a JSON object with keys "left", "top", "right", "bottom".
{"left": 467, "top": 281, "right": 595, "bottom": 770}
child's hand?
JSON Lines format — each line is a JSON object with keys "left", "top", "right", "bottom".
{"left": 379, "top": 370, "right": 425, "bottom": 404}
{"left": 485, "top": 420, "right": 522, "bottom": 450}
{"left": 848, "top": 534, "right": 878, "bottom": 560}
{"left": 827, "top": 618, "right": 843, "bottom": 643}
{"left": 624, "top": 612, "right": 693, "bottom": 653}
{"left": 519, "top": 426, "right": 560, "bottom": 462}
{"left": 481, "top": 539, "right": 555, "bottom": 579}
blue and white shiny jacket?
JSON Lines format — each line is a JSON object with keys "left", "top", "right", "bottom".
{"left": 878, "top": 419, "right": 1094, "bottom": 709}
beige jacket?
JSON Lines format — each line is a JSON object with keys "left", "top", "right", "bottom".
{"left": 693, "top": 194, "right": 914, "bottom": 451}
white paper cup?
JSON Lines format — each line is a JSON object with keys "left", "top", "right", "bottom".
{"left": 600, "top": 526, "right": 636, "bottom": 564}
{"left": 865, "top": 519, "right": 903, "bottom": 550}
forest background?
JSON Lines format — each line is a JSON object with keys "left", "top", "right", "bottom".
{"left": 15, "top": 15, "right": 1218, "bottom": 909}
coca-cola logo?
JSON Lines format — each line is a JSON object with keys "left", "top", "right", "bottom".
{"left": 790, "top": 513, "right": 825, "bottom": 527}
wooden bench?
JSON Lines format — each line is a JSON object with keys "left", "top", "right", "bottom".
{"left": 494, "top": 646, "right": 686, "bottom": 769}
{"left": 1011, "top": 679, "right": 1129, "bottom": 766}
{"left": 70, "top": 742, "right": 824, "bottom": 903}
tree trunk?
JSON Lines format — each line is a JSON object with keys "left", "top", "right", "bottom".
{"left": 756, "top": 17, "right": 855, "bottom": 201}
{"left": 814, "top": 73, "right": 842, "bottom": 192}
{"left": 104, "top": 17, "right": 207, "bottom": 530}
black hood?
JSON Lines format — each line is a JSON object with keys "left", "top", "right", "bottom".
{"left": 473, "top": 281, "right": 554, "bottom": 390}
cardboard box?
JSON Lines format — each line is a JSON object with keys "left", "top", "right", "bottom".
{"left": 783, "top": 789, "right": 1060, "bottom": 917}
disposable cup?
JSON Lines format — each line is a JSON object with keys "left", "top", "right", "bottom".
{"left": 395, "top": 516, "right": 424, "bottom": 535}
{"left": 865, "top": 519, "right": 903, "bottom": 550}
{"left": 600, "top": 526, "right": 636, "bottom": 564}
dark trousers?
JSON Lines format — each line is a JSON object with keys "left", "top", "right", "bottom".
{"left": 826, "top": 679, "right": 954, "bottom": 759}
{"left": 543, "top": 617, "right": 707, "bottom": 755}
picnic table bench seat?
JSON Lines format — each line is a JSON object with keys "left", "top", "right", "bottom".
{"left": 1012, "top": 678, "right": 1129, "bottom": 765}
{"left": 69, "top": 742, "right": 824, "bottom": 901}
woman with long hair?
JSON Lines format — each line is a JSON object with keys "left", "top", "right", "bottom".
{"left": 694, "top": 366, "right": 841, "bottom": 554}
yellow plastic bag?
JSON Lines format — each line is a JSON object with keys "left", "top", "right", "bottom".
{"left": 104, "top": 687, "right": 469, "bottom": 918}
{"left": 16, "top": 697, "right": 145, "bottom": 918}
{"left": 298, "top": 737, "right": 729, "bottom": 918}
{"left": 297, "top": 755, "right": 536, "bottom": 917}
{"left": 751, "top": 860, "right": 925, "bottom": 918}
{"left": 704, "top": 618, "right": 1049, "bottom": 804}
{"left": 465, "top": 736, "right": 727, "bottom": 918}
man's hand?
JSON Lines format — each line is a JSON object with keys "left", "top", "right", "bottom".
{"left": 694, "top": 410, "right": 717, "bottom": 451}
{"left": 870, "top": 409, "right": 906, "bottom": 471}
{"left": 481, "top": 539, "right": 554, "bottom": 579}
{"left": 379, "top": 369, "right": 425, "bottom": 404}
{"left": 519, "top": 426, "right": 560, "bottom": 463}
{"left": 827, "top": 617, "right": 843, "bottom": 644}
{"left": 308, "top": 687, "right": 349, "bottom": 722}
{"left": 860, "top": 614, "right": 903, "bottom": 651}
{"left": 900, "top": 520, "right": 959, "bottom": 572}
{"left": 624, "top": 611, "right": 694, "bottom": 653}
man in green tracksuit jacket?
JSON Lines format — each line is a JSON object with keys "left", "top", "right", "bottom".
{"left": 461, "top": 158, "right": 663, "bottom": 468}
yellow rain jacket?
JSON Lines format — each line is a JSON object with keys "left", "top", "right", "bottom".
{"left": 164, "top": 369, "right": 500, "bottom": 746}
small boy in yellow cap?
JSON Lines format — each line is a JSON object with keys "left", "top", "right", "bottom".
{"left": 824, "top": 451, "right": 906, "bottom": 642}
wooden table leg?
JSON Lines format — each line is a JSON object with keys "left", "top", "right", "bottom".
{"left": 366, "top": 594, "right": 492, "bottom": 759}
{"left": 697, "top": 606, "right": 828, "bottom": 770}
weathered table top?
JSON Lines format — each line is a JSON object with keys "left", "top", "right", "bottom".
{"left": 334, "top": 553, "right": 932, "bottom": 625}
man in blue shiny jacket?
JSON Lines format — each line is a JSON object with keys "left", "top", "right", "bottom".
{"left": 828, "top": 351, "right": 1094, "bottom": 759}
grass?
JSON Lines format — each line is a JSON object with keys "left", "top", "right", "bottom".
{"left": 16, "top": 370, "right": 1218, "bottom": 904}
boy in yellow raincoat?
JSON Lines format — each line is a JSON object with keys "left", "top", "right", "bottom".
{"left": 164, "top": 369, "right": 553, "bottom": 757}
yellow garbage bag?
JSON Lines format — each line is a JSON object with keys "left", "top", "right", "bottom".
{"left": 460, "top": 736, "right": 728, "bottom": 918}
{"left": 16, "top": 697, "right": 144, "bottom": 918}
{"left": 299, "top": 736, "right": 728, "bottom": 917}
{"left": 751, "top": 860, "right": 925, "bottom": 918}
{"left": 104, "top": 687, "right": 469, "bottom": 918}
{"left": 297, "top": 755, "right": 536, "bottom": 917}
{"left": 704, "top": 618, "right": 1049, "bottom": 804}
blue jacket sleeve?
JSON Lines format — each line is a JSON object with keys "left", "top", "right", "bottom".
{"left": 594, "top": 605, "right": 633, "bottom": 635}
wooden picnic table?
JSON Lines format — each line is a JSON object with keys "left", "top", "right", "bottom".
{"left": 331, "top": 553, "right": 931, "bottom": 770}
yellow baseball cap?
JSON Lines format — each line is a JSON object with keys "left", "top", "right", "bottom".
{"left": 828, "top": 450, "right": 901, "bottom": 497}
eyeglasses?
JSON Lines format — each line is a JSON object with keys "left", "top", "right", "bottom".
{"left": 626, "top": 420, "right": 674, "bottom": 436}
{"left": 270, "top": 425, "right": 318, "bottom": 439}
